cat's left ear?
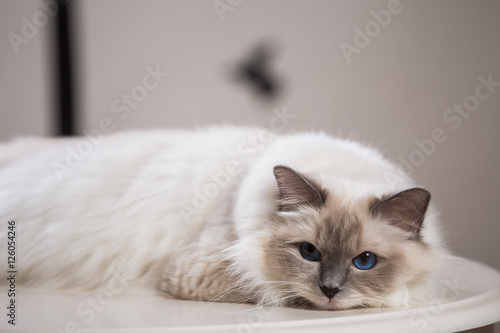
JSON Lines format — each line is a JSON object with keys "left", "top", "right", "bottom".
{"left": 371, "top": 188, "right": 431, "bottom": 238}
{"left": 273, "top": 165, "right": 325, "bottom": 212}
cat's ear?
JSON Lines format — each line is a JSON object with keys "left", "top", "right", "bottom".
{"left": 371, "top": 188, "right": 431, "bottom": 238}
{"left": 273, "top": 165, "right": 325, "bottom": 212}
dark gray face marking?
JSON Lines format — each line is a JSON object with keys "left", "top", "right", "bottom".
{"left": 315, "top": 211, "right": 361, "bottom": 297}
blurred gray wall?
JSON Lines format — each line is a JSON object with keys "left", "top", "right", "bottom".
{"left": 1, "top": 0, "right": 499, "bottom": 275}
{"left": 1, "top": 0, "right": 53, "bottom": 138}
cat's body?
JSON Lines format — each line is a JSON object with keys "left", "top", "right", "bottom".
{"left": 0, "top": 126, "right": 446, "bottom": 310}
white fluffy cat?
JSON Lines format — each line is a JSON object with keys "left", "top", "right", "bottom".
{"left": 0, "top": 126, "right": 446, "bottom": 309}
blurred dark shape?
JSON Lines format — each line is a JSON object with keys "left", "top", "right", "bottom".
{"left": 55, "top": 0, "right": 76, "bottom": 136}
{"left": 236, "top": 42, "right": 281, "bottom": 100}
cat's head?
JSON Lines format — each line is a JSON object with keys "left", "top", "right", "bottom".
{"left": 258, "top": 165, "right": 437, "bottom": 310}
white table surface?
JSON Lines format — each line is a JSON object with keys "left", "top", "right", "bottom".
{"left": 2, "top": 256, "right": 500, "bottom": 333}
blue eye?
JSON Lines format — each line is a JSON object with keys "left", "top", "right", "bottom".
{"left": 300, "top": 242, "right": 322, "bottom": 261}
{"left": 353, "top": 251, "right": 377, "bottom": 270}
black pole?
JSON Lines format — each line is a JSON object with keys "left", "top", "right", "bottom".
{"left": 55, "top": 0, "right": 76, "bottom": 136}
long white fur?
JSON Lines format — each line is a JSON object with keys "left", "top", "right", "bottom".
{"left": 0, "top": 126, "right": 446, "bottom": 304}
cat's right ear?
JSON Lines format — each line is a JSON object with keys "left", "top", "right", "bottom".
{"left": 273, "top": 165, "right": 325, "bottom": 212}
